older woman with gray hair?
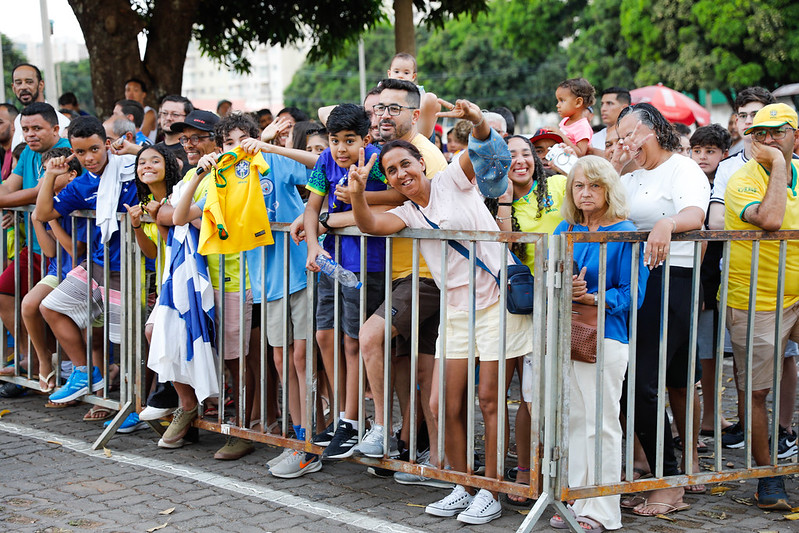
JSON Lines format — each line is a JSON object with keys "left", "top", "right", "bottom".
{"left": 612, "top": 103, "right": 710, "bottom": 517}
{"left": 549, "top": 156, "right": 647, "bottom": 532}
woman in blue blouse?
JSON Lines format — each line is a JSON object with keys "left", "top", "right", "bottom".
{"left": 550, "top": 155, "right": 647, "bottom": 532}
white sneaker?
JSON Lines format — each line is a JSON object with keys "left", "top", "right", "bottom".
{"left": 353, "top": 425, "right": 399, "bottom": 458}
{"left": 269, "top": 451, "right": 322, "bottom": 479}
{"left": 457, "top": 489, "right": 502, "bottom": 524}
{"left": 424, "top": 485, "right": 473, "bottom": 517}
{"left": 267, "top": 448, "right": 294, "bottom": 469}
{"left": 140, "top": 405, "right": 177, "bottom": 421}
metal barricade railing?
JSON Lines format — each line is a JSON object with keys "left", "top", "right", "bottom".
{"left": 0, "top": 207, "right": 134, "bottom": 450}
{"left": 519, "top": 228, "right": 799, "bottom": 533}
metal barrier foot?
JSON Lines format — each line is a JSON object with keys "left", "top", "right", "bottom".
{"left": 91, "top": 401, "right": 134, "bottom": 450}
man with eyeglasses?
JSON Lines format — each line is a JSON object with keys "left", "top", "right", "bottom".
{"left": 724, "top": 103, "right": 799, "bottom": 511}
{"left": 167, "top": 110, "right": 218, "bottom": 172}
{"left": 156, "top": 95, "right": 194, "bottom": 171}
{"left": 708, "top": 87, "right": 775, "bottom": 230}
{"left": 351, "top": 78, "right": 448, "bottom": 484}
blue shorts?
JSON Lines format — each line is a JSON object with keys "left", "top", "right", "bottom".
{"left": 316, "top": 271, "right": 385, "bottom": 338}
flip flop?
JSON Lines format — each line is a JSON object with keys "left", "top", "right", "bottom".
{"left": 83, "top": 405, "right": 114, "bottom": 422}
{"left": 631, "top": 499, "right": 691, "bottom": 516}
{"left": 38, "top": 371, "right": 56, "bottom": 394}
{"left": 576, "top": 515, "right": 605, "bottom": 533}
{"left": 620, "top": 494, "right": 646, "bottom": 510}
{"left": 45, "top": 399, "right": 78, "bottom": 408}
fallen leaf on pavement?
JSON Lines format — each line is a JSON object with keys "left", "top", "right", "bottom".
{"left": 146, "top": 522, "right": 168, "bottom": 532}
{"left": 698, "top": 510, "right": 726, "bottom": 520}
{"left": 160, "top": 508, "right": 175, "bottom": 515}
{"left": 406, "top": 503, "right": 425, "bottom": 508}
{"left": 732, "top": 496, "right": 754, "bottom": 506}
{"left": 711, "top": 486, "right": 731, "bottom": 495}
{"left": 0, "top": 409, "right": 10, "bottom": 418}
{"left": 103, "top": 447, "right": 111, "bottom": 457}
{"left": 785, "top": 513, "right": 799, "bottom": 520}
{"left": 46, "top": 440, "right": 62, "bottom": 445}
{"left": 656, "top": 514, "right": 676, "bottom": 522}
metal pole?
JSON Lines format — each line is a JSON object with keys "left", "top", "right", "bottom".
{"left": 39, "top": 0, "right": 58, "bottom": 104}
{"left": 358, "top": 39, "right": 366, "bottom": 104}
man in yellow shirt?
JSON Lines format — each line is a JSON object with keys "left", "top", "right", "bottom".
{"left": 352, "top": 80, "right": 448, "bottom": 479}
{"left": 725, "top": 103, "right": 799, "bottom": 510}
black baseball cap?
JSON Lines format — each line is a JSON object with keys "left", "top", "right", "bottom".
{"left": 171, "top": 110, "right": 219, "bottom": 133}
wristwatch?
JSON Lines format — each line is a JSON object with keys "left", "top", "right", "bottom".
{"left": 319, "top": 211, "right": 332, "bottom": 230}
{"left": 593, "top": 293, "right": 598, "bottom": 306}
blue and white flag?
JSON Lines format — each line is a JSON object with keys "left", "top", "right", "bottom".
{"left": 147, "top": 188, "right": 219, "bottom": 402}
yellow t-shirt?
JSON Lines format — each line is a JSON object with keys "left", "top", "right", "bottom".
{"left": 198, "top": 147, "right": 273, "bottom": 255}
{"left": 725, "top": 159, "right": 799, "bottom": 311}
{"left": 513, "top": 174, "right": 567, "bottom": 273}
{"left": 183, "top": 168, "right": 249, "bottom": 292}
{"left": 389, "top": 133, "right": 447, "bottom": 280}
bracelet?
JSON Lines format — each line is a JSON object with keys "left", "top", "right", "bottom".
{"left": 495, "top": 215, "right": 512, "bottom": 221}
{"left": 131, "top": 224, "right": 141, "bottom": 229}
{"left": 472, "top": 114, "right": 485, "bottom": 128}
{"left": 666, "top": 217, "right": 677, "bottom": 232}
{"left": 497, "top": 202, "right": 513, "bottom": 206}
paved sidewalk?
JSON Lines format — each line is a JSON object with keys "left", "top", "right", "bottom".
{"left": 1, "top": 390, "right": 797, "bottom": 533}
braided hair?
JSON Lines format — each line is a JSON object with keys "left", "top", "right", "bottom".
{"left": 133, "top": 144, "right": 181, "bottom": 205}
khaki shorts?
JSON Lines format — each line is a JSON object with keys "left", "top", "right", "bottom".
{"left": 38, "top": 274, "right": 61, "bottom": 290}
{"left": 437, "top": 300, "right": 533, "bottom": 361}
{"left": 727, "top": 302, "right": 799, "bottom": 391}
{"left": 214, "top": 289, "right": 253, "bottom": 360}
{"left": 265, "top": 288, "right": 309, "bottom": 347}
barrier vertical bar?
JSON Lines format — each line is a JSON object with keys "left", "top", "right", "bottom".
{"left": 743, "top": 241, "right": 760, "bottom": 469}
{"left": 683, "top": 241, "right": 703, "bottom": 477}
{"left": 466, "top": 240, "right": 476, "bottom": 474}
{"left": 496, "top": 243, "right": 508, "bottom": 481}
{"left": 436, "top": 241, "right": 448, "bottom": 470}
{"left": 713, "top": 239, "right": 731, "bottom": 472}
{"left": 770, "top": 239, "right": 787, "bottom": 464}
{"left": 654, "top": 255, "right": 671, "bottom": 478}
{"left": 593, "top": 242, "right": 607, "bottom": 484}
{"left": 408, "top": 238, "right": 420, "bottom": 462}
{"left": 381, "top": 238, "right": 393, "bottom": 456}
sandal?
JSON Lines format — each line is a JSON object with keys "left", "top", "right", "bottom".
{"left": 45, "top": 399, "right": 78, "bottom": 408}
{"left": 549, "top": 506, "right": 575, "bottom": 529}
{"left": 83, "top": 405, "right": 114, "bottom": 422}
{"left": 620, "top": 494, "right": 647, "bottom": 510}
{"left": 502, "top": 493, "right": 534, "bottom": 507}
{"left": 0, "top": 363, "right": 28, "bottom": 376}
{"left": 576, "top": 516, "right": 605, "bottom": 533}
{"left": 684, "top": 484, "right": 707, "bottom": 494}
{"left": 38, "top": 371, "right": 56, "bottom": 394}
{"left": 631, "top": 499, "right": 691, "bottom": 516}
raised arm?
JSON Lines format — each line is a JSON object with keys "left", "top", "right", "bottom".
{"left": 348, "top": 148, "right": 407, "bottom": 236}
{"left": 34, "top": 154, "right": 76, "bottom": 222}
{"left": 742, "top": 139, "right": 788, "bottom": 231}
{"left": 173, "top": 154, "right": 217, "bottom": 226}
{"left": 240, "top": 138, "right": 318, "bottom": 169}
{"left": 435, "top": 98, "right": 491, "bottom": 182}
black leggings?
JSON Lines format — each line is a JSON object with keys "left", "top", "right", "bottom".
{"left": 621, "top": 265, "right": 697, "bottom": 477}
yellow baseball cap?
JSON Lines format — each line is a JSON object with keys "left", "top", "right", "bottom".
{"left": 744, "top": 103, "right": 798, "bottom": 135}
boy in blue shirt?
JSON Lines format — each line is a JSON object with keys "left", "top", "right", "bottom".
{"left": 302, "top": 104, "right": 388, "bottom": 459}
{"left": 34, "top": 116, "right": 139, "bottom": 405}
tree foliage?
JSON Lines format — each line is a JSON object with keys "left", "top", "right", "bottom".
{"left": 59, "top": 59, "right": 95, "bottom": 115}
{"left": 65, "top": 0, "right": 487, "bottom": 117}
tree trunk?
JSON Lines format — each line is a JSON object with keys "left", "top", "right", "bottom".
{"left": 394, "top": 0, "right": 415, "bottom": 55}
{"left": 68, "top": 0, "right": 198, "bottom": 118}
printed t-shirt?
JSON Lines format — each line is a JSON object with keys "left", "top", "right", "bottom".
{"left": 513, "top": 174, "right": 566, "bottom": 273}
{"left": 388, "top": 133, "right": 446, "bottom": 280}
{"left": 45, "top": 216, "right": 87, "bottom": 278}
{"left": 245, "top": 152, "right": 309, "bottom": 303}
{"left": 389, "top": 154, "right": 509, "bottom": 311}
{"left": 185, "top": 168, "right": 249, "bottom": 292}
{"left": 198, "top": 147, "right": 273, "bottom": 255}
{"left": 13, "top": 137, "right": 72, "bottom": 254}
{"left": 724, "top": 159, "right": 799, "bottom": 311}
{"left": 53, "top": 168, "right": 138, "bottom": 271}
{"left": 621, "top": 154, "right": 710, "bottom": 268}
{"left": 306, "top": 144, "right": 387, "bottom": 273}
{"left": 135, "top": 131, "right": 152, "bottom": 146}
{"left": 558, "top": 116, "right": 593, "bottom": 145}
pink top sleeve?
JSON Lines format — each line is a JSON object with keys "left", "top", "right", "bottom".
{"left": 559, "top": 117, "right": 593, "bottom": 144}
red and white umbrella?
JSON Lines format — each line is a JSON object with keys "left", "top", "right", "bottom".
{"left": 630, "top": 84, "right": 710, "bottom": 126}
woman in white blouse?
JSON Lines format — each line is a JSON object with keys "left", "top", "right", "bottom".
{"left": 612, "top": 103, "right": 710, "bottom": 517}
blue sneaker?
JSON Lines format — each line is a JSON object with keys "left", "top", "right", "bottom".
{"left": 48, "top": 366, "right": 104, "bottom": 403}
{"left": 104, "top": 412, "right": 148, "bottom": 434}
{"left": 755, "top": 476, "right": 791, "bottom": 510}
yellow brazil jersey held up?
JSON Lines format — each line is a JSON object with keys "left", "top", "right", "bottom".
{"left": 199, "top": 146, "right": 274, "bottom": 255}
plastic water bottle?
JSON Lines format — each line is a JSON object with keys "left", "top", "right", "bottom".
{"left": 315, "top": 255, "right": 362, "bottom": 289}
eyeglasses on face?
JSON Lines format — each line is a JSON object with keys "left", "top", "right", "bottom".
{"left": 179, "top": 134, "right": 213, "bottom": 145}
{"left": 372, "top": 104, "right": 417, "bottom": 116}
{"left": 750, "top": 127, "right": 794, "bottom": 142}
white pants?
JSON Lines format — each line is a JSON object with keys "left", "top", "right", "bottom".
{"left": 568, "top": 338, "right": 628, "bottom": 530}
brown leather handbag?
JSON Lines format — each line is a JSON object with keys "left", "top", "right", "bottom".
{"left": 571, "top": 302, "right": 598, "bottom": 363}
{"left": 568, "top": 224, "right": 598, "bottom": 363}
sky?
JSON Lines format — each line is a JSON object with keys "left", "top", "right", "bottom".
{"left": 1, "top": 0, "right": 83, "bottom": 43}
